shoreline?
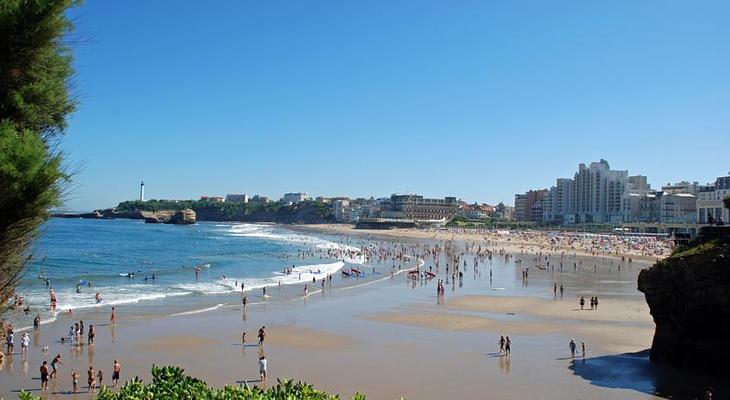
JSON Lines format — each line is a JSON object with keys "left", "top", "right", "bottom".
{"left": 3, "top": 221, "right": 721, "bottom": 400}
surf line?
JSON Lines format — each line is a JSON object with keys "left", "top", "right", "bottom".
{"left": 170, "top": 303, "right": 226, "bottom": 317}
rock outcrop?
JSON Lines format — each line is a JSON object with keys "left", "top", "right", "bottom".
{"left": 637, "top": 227, "right": 730, "bottom": 375}
{"left": 166, "top": 209, "right": 196, "bottom": 224}
{"left": 142, "top": 209, "right": 196, "bottom": 224}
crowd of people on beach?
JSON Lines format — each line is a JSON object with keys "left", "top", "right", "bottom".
{"left": 1, "top": 226, "right": 710, "bottom": 398}
{"left": 439, "top": 228, "right": 674, "bottom": 259}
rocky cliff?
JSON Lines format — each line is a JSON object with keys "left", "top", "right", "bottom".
{"left": 54, "top": 208, "right": 196, "bottom": 224}
{"left": 637, "top": 227, "right": 730, "bottom": 375}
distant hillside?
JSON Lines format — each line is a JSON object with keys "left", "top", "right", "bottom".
{"left": 114, "top": 199, "right": 335, "bottom": 224}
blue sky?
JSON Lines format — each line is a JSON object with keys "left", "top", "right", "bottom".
{"left": 62, "top": 1, "right": 729, "bottom": 210}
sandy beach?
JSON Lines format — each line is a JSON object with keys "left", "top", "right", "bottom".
{"left": 1, "top": 225, "right": 723, "bottom": 400}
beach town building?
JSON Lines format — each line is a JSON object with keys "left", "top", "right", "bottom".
{"left": 225, "top": 193, "right": 249, "bottom": 203}
{"left": 332, "top": 199, "right": 350, "bottom": 221}
{"left": 543, "top": 178, "right": 575, "bottom": 224}
{"left": 282, "top": 192, "right": 310, "bottom": 204}
{"left": 697, "top": 175, "right": 730, "bottom": 224}
{"left": 514, "top": 189, "right": 548, "bottom": 222}
{"left": 658, "top": 192, "right": 697, "bottom": 224}
{"left": 653, "top": 181, "right": 699, "bottom": 224}
{"left": 491, "top": 204, "right": 514, "bottom": 220}
{"left": 458, "top": 203, "right": 493, "bottom": 220}
{"left": 572, "top": 160, "right": 628, "bottom": 223}
{"left": 621, "top": 177, "right": 657, "bottom": 223}
{"left": 532, "top": 160, "right": 635, "bottom": 224}
{"left": 380, "top": 194, "right": 458, "bottom": 221}
{"left": 200, "top": 196, "right": 225, "bottom": 203}
{"left": 622, "top": 191, "right": 659, "bottom": 223}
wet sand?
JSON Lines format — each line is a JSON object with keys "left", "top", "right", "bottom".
{"left": 1, "top": 228, "right": 723, "bottom": 400}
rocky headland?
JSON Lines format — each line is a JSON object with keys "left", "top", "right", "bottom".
{"left": 638, "top": 226, "right": 730, "bottom": 375}
{"left": 54, "top": 208, "right": 196, "bottom": 224}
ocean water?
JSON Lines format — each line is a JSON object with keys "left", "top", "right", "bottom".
{"left": 8, "top": 218, "right": 364, "bottom": 329}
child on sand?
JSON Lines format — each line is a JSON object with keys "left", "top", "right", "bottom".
{"left": 72, "top": 370, "right": 79, "bottom": 392}
{"left": 258, "top": 326, "right": 266, "bottom": 346}
{"left": 258, "top": 356, "right": 267, "bottom": 382}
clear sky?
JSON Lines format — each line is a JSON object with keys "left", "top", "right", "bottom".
{"left": 62, "top": 1, "right": 729, "bottom": 210}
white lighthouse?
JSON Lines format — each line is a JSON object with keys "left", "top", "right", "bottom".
{"left": 140, "top": 181, "right": 145, "bottom": 202}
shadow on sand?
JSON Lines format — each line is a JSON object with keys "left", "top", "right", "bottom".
{"left": 570, "top": 350, "right": 726, "bottom": 399}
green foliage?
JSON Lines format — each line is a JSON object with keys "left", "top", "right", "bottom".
{"left": 0, "top": 122, "right": 67, "bottom": 301}
{"left": 19, "top": 365, "right": 366, "bottom": 399}
{"left": 116, "top": 199, "right": 197, "bottom": 212}
{"left": 670, "top": 239, "right": 719, "bottom": 258}
{"left": 0, "top": 0, "right": 79, "bottom": 137}
{"left": 0, "top": 0, "right": 78, "bottom": 304}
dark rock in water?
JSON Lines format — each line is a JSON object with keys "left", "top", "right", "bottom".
{"left": 144, "top": 216, "right": 160, "bottom": 223}
{"left": 638, "top": 226, "right": 730, "bottom": 375}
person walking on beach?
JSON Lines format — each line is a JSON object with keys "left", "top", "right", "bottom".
{"left": 88, "top": 324, "right": 95, "bottom": 344}
{"left": 242, "top": 295, "right": 248, "bottom": 310}
{"left": 112, "top": 360, "right": 121, "bottom": 387}
{"left": 67, "top": 325, "right": 75, "bottom": 344}
{"left": 258, "top": 326, "right": 266, "bottom": 346}
{"left": 581, "top": 341, "right": 586, "bottom": 358}
{"left": 569, "top": 338, "right": 577, "bottom": 358}
{"left": 50, "top": 354, "right": 63, "bottom": 378}
{"left": 5, "top": 329, "right": 13, "bottom": 355}
{"left": 505, "top": 336, "right": 511, "bottom": 355}
{"left": 21, "top": 332, "right": 30, "bottom": 357}
{"left": 258, "top": 355, "right": 267, "bottom": 382}
{"left": 87, "top": 365, "right": 96, "bottom": 393}
{"left": 499, "top": 335, "right": 505, "bottom": 354}
{"left": 111, "top": 306, "right": 117, "bottom": 324}
{"left": 594, "top": 296, "right": 599, "bottom": 309}
{"left": 579, "top": 296, "right": 585, "bottom": 310}
{"left": 559, "top": 284, "right": 564, "bottom": 298}
{"left": 40, "top": 361, "right": 50, "bottom": 391}
{"left": 34, "top": 314, "right": 41, "bottom": 330}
